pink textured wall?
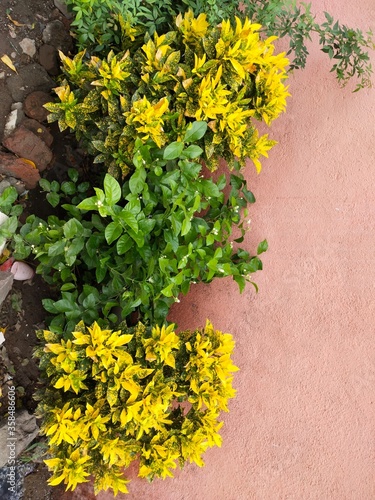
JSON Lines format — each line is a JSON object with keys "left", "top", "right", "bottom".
{"left": 87, "top": 1, "right": 375, "bottom": 498}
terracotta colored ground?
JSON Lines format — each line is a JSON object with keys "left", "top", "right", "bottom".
{"left": 73, "top": 0, "right": 375, "bottom": 498}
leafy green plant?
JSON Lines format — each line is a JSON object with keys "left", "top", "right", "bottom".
{"left": 17, "top": 132, "right": 266, "bottom": 332}
{"left": 45, "top": 12, "right": 289, "bottom": 174}
{"left": 36, "top": 320, "right": 238, "bottom": 495}
{"left": 0, "top": 187, "right": 24, "bottom": 257}
{"left": 241, "top": 0, "right": 374, "bottom": 91}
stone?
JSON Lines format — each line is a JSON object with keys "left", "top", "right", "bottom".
{"left": 19, "top": 38, "right": 36, "bottom": 58}
{"left": 11, "top": 102, "right": 23, "bottom": 111}
{"left": 23, "top": 91, "right": 51, "bottom": 122}
{"left": 42, "top": 20, "right": 73, "bottom": 53}
{"left": 0, "top": 271, "right": 13, "bottom": 307}
{"left": 3, "top": 125, "right": 53, "bottom": 172}
{"left": 0, "top": 180, "right": 11, "bottom": 194}
{"left": 0, "top": 152, "right": 41, "bottom": 189}
{"left": 0, "top": 410, "right": 39, "bottom": 467}
{"left": 54, "top": 0, "right": 74, "bottom": 19}
{"left": 3, "top": 109, "right": 24, "bottom": 138}
{"left": 8, "top": 177, "right": 26, "bottom": 195}
{"left": 38, "top": 44, "right": 60, "bottom": 76}
{"left": 21, "top": 118, "right": 53, "bottom": 147}
{"left": 6, "top": 64, "right": 55, "bottom": 101}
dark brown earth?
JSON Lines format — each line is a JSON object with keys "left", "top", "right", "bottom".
{"left": 0, "top": 0, "right": 80, "bottom": 497}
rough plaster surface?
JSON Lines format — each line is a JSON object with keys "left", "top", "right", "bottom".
{"left": 94, "top": 1, "right": 375, "bottom": 498}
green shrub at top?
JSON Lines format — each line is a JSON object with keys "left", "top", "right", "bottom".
{"left": 35, "top": 320, "right": 238, "bottom": 495}
{"left": 45, "top": 11, "right": 289, "bottom": 174}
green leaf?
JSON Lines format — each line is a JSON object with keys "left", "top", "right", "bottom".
{"left": 116, "top": 234, "right": 133, "bottom": 255}
{"left": 182, "top": 145, "right": 203, "bottom": 159}
{"left": 104, "top": 174, "right": 121, "bottom": 205}
{"left": 163, "top": 141, "right": 184, "bottom": 160}
{"left": 61, "top": 283, "right": 76, "bottom": 291}
{"left": 119, "top": 209, "right": 138, "bottom": 233}
{"left": 129, "top": 166, "right": 146, "bottom": 194}
{"left": 65, "top": 238, "right": 85, "bottom": 265}
{"left": 242, "top": 188, "right": 256, "bottom": 203}
{"left": 184, "top": 121, "right": 207, "bottom": 142}
{"left": 48, "top": 240, "right": 66, "bottom": 257}
{"left": 181, "top": 218, "right": 191, "bottom": 236}
{"left": 105, "top": 221, "right": 122, "bottom": 244}
{"left": 63, "top": 219, "right": 83, "bottom": 239}
{"left": 161, "top": 283, "right": 174, "bottom": 297}
{"left": 39, "top": 179, "right": 51, "bottom": 192}
{"left": 68, "top": 168, "right": 79, "bottom": 183}
{"left": 257, "top": 239, "right": 268, "bottom": 255}
{"left": 77, "top": 196, "right": 98, "bottom": 211}
{"left": 234, "top": 275, "right": 246, "bottom": 293}
{"left": 61, "top": 181, "right": 77, "bottom": 196}
{"left": 46, "top": 192, "right": 60, "bottom": 208}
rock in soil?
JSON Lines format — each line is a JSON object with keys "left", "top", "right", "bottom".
{"left": 3, "top": 125, "right": 53, "bottom": 172}
{"left": 21, "top": 118, "right": 54, "bottom": 148}
{"left": 0, "top": 152, "right": 41, "bottom": 189}
{"left": 38, "top": 44, "right": 60, "bottom": 76}
{"left": 23, "top": 91, "right": 51, "bottom": 122}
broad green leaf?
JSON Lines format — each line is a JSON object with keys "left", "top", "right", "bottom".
{"left": 63, "top": 219, "right": 83, "bottom": 239}
{"left": 181, "top": 218, "right": 191, "bottom": 236}
{"left": 182, "top": 145, "right": 203, "bottom": 159}
{"left": 48, "top": 240, "right": 66, "bottom": 257}
{"left": 184, "top": 121, "right": 207, "bottom": 142}
{"left": 116, "top": 234, "right": 133, "bottom": 255}
{"left": 119, "top": 209, "right": 138, "bottom": 233}
{"left": 77, "top": 196, "right": 98, "bottom": 211}
{"left": 161, "top": 283, "right": 174, "bottom": 297}
{"left": 39, "top": 179, "right": 51, "bottom": 192}
{"left": 105, "top": 221, "right": 122, "bottom": 244}
{"left": 61, "top": 181, "right": 76, "bottom": 196}
{"left": 104, "top": 174, "right": 121, "bottom": 205}
{"left": 61, "top": 283, "right": 76, "bottom": 291}
{"left": 163, "top": 141, "right": 184, "bottom": 160}
{"left": 46, "top": 192, "right": 60, "bottom": 208}
{"left": 129, "top": 166, "right": 146, "bottom": 194}
{"left": 242, "top": 188, "right": 256, "bottom": 204}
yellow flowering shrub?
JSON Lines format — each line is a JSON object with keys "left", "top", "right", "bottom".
{"left": 45, "top": 11, "right": 289, "bottom": 175}
{"left": 34, "top": 320, "right": 238, "bottom": 495}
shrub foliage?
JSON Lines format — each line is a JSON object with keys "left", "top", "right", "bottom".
{"left": 36, "top": 320, "right": 238, "bottom": 495}
{"left": 45, "top": 12, "right": 289, "bottom": 174}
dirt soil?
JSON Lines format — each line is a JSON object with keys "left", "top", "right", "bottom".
{"left": 0, "top": 0, "right": 81, "bottom": 497}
